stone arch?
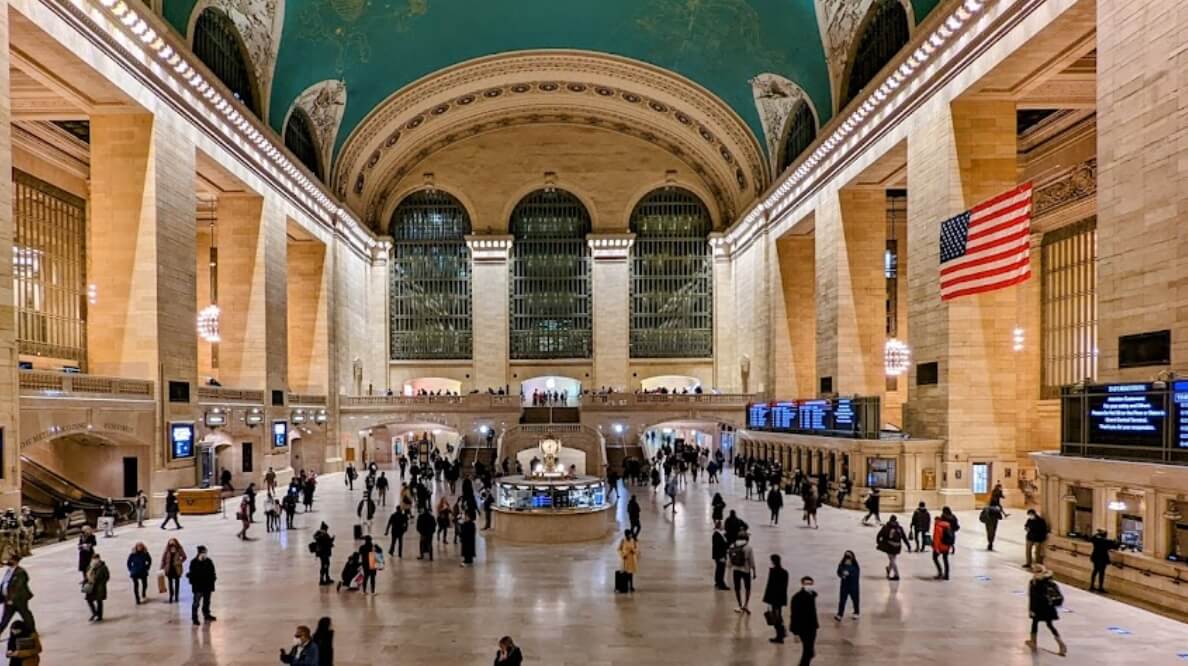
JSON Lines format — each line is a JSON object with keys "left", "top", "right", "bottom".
{"left": 837, "top": 0, "right": 913, "bottom": 111}
{"left": 187, "top": 0, "right": 285, "bottom": 117}
{"left": 282, "top": 79, "right": 347, "bottom": 182}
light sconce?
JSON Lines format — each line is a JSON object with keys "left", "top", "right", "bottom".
{"left": 197, "top": 304, "right": 221, "bottom": 343}
{"left": 543, "top": 171, "right": 557, "bottom": 192}
{"left": 1012, "top": 326, "right": 1024, "bottom": 352}
{"left": 87, "top": 283, "right": 98, "bottom": 305}
{"left": 314, "top": 409, "right": 328, "bottom": 425}
{"left": 613, "top": 423, "right": 625, "bottom": 435}
{"left": 479, "top": 425, "right": 491, "bottom": 435}
{"left": 884, "top": 338, "right": 911, "bottom": 376}
{"left": 1107, "top": 499, "right": 1127, "bottom": 511}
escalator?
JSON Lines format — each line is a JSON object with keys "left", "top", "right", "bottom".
{"left": 20, "top": 455, "right": 134, "bottom": 521}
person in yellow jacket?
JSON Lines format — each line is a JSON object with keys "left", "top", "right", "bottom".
{"left": 617, "top": 530, "right": 639, "bottom": 592}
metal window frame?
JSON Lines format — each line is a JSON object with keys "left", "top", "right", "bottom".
{"left": 284, "top": 108, "right": 322, "bottom": 180}
{"left": 509, "top": 189, "right": 592, "bottom": 359}
{"left": 13, "top": 170, "right": 87, "bottom": 366}
{"left": 778, "top": 101, "right": 817, "bottom": 173}
{"left": 192, "top": 8, "right": 260, "bottom": 116}
{"left": 389, "top": 190, "right": 472, "bottom": 360}
{"left": 1041, "top": 218, "right": 1097, "bottom": 398}
{"left": 629, "top": 187, "right": 713, "bottom": 358}
{"left": 841, "top": 0, "right": 911, "bottom": 109}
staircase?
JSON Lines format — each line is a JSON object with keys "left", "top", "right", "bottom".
{"left": 520, "top": 406, "right": 580, "bottom": 424}
{"left": 605, "top": 445, "right": 646, "bottom": 475}
{"left": 458, "top": 444, "right": 497, "bottom": 475}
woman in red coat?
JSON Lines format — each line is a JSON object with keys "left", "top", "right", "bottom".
{"left": 931, "top": 515, "right": 954, "bottom": 580}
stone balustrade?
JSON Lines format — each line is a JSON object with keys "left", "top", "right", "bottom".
{"left": 288, "top": 393, "right": 328, "bottom": 406}
{"left": 18, "top": 370, "right": 154, "bottom": 399}
{"left": 339, "top": 394, "right": 521, "bottom": 410}
{"left": 583, "top": 392, "right": 754, "bottom": 409}
{"left": 196, "top": 386, "right": 265, "bottom": 403}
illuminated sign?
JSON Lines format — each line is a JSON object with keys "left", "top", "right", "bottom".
{"left": 204, "top": 411, "right": 226, "bottom": 427}
{"left": 1174, "top": 380, "right": 1188, "bottom": 449}
{"left": 245, "top": 409, "right": 263, "bottom": 426}
{"left": 1087, "top": 383, "right": 1166, "bottom": 447}
{"left": 272, "top": 421, "right": 288, "bottom": 448}
{"left": 170, "top": 422, "right": 195, "bottom": 459}
{"left": 747, "top": 403, "right": 770, "bottom": 429}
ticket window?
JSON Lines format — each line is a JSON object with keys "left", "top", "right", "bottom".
{"left": 1168, "top": 500, "right": 1188, "bottom": 563}
{"left": 1069, "top": 486, "right": 1094, "bottom": 540}
{"left": 866, "top": 458, "right": 897, "bottom": 490}
{"left": 1114, "top": 493, "right": 1145, "bottom": 552}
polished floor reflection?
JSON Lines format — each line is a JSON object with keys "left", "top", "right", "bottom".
{"left": 20, "top": 469, "right": 1188, "bottom": 665}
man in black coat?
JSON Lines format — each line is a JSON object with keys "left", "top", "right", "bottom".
{"left": 187, "top": 545, "right": 217, "bottom": 626}
{"left": 0, "top": 555, "right": 35, "bottom": 633}
{"left": 459, "top": 512, "right": 477, "bottom": 566}
{"left": 627, "top": 496, "right": 641, "bottom": 537}
{"left": 385, "top": 507, "right": 409, "bottom": 558}
{"left": 1089, "top": 529, "right": 1118, "bottom": 593}
{"left": 723, "top": 510, "right": 748, "bottom": 543}
{"left": 762, "top": 554, "right": 789, "bottom": 643}
{"left": 1023, "top": 509, "right": 1049, "bottom": 568}
{"left": 711, "top": 527, "right": 729, "bottom": 590}
{"left": 312, "top": 523, "right": 335, "bottom": 585}
{"left": 416, "top": 509, "right": 436, "bottom": 561}
{"left": 789, "top": 576, "right": 818, "bottom": 665}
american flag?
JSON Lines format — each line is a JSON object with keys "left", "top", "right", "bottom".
{"left": 939, "top": 183, "right": 1034, "bottom": 301}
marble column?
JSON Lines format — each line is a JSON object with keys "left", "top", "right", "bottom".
{"left": 0, "top": 0, "right": 17, "bottom": 507}
{"left": 366, "top": 242, "right": 391, "bottom": 394}
{"left": 588, "top": 234, "right": 633, "bottom": 391}
{"left": 466, "top": 235, "right": 512, "bottom": 391}
{"left": 709, "top": 234, "right": 737, "bottom": 393}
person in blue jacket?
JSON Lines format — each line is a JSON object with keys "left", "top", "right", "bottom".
{"left": 834, "top": 550, "right": 860, "bottom": 621}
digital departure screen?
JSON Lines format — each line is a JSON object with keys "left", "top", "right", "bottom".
{"left": 747, "top": 403, "right": 770, "bottom": 430}
{"left": 770, "top": 401, "right": 797, "bottom": 430}
{"left": 1173, "top": 380, "right": 1188, "bottom": 448}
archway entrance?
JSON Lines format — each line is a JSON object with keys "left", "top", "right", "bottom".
{"left": 21, "top": 432, "right": 149, "bottom": 526}
{"left": 402, "top": 377, "right": 463, "bottom": 396}
{"left": 639, "top": 375, "right": 702, "bottom": 393}
{"left": 640, "top": 419, "right": 729, "bottom": 460}
{"left": 519, "top": 375, "right": 581, "bottom": 406}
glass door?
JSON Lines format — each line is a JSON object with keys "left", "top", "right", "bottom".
{"left": 971, "top": 462, "right": 991, "bottom": 502}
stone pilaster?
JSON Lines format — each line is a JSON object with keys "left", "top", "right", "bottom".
{"left": 287, "top": 240, "right": 329, "bottom": 394}
{"left": 466, "top": 235, "right": 512, "bottom": 390}
{"left": 367, "top": 242, "right": 390, "bottom": 394}
{"left": 588, "top": 234, "right": 633, "bottom": 390}
{"left": 774, "top": 235, "right": 816, "bottom": 397}
{"left": 710, "top": 234, "right": 737, "bottom": 392}
{"left": 0, "top": 0, "right": 18, "bottom": 507}
{"left": 214, "top": 194, "right": 268, "bottom": 389}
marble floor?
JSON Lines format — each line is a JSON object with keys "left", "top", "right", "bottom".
{"left": 18, "top": 469, "right": 1188, "bottom": 665}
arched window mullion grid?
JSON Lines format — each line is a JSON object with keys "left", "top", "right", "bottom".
{"left": 778, "top": 100, "right": 817, "bottom": 174}
{"left": 841, "top": 0, "right": 910, "bottom": 110}
{"left": 509, "top": 190, "right": 592, "bottom": 359}
{"left": 192, "top": 8, "right": 260, "bottom": 117}
{"left": 389, "top": 190, "right": 472, "bottom": 360}
{"left": 284, "top": 109, "right": 322, "bottom": 180}
{"left": 629, "top": 187, "right": 713, "bottom": 359}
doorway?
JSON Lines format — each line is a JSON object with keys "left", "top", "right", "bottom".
{"left": 122, "top": 457, "right": 138, "bottom": 498}
{"left": 971, "top": 462, "right": 992, "bottom": 503}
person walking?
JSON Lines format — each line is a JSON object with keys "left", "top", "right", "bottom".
{"left": 1089, "top": 529, "right": 1118, "bottom": 593}
{"left": 482, "top": 488, "right": 495, "bottom": 530}
{"left": 729, "top": 530, "right": 756, "bottom": 614}
{"left": 161, "top": 490, "right": 182, "bottom": 530}
{"left": 662, "top": 476, "right": 678, "bottom": 516}
{"left": 789, "top": 576, "right": 819, "bottom": 666}
{"left": 311, "top": 617, "right": 334, "bottom": 666}
{"left": 766, "top": 486, "right": 783, "bottom": 526}
{"left": 910, "top": 502, "right": 931, "bottom": 553}
{"left": 283, "top": 492, "right": 298, "bottom": 530}
{"left": 763, "top": 554, "right": 789, "bottom": 643}
{"left": 834, "top": 550, "right": 860, "bottom": 620}
{"left": 416, "top": 508, "right": 436, "bottom": 561}
{"left": 160, "top": 538, "right": 187, "bottom": 603}
{"left": 53, "top": 499, "right": 71, "bottom": 542}
{"left": 83, "top": 552, "right": 109, "bottom": 622}
{"left": 236, "top": 494, "right": 252, "bottom": 540}
{"left": 312, "top": 523, "right": 335, "bottom": 586}
{"left": 187, "top": 545, "right": 217, "bottom": 626}
{"left": 1026, "top": 566, "right": 1067, "bottom": 656}
{"left": 385, "top": 506, "right": 409, "bottom": 558}
{"left": 436, "top": 498, "right": 452, "bottom": 545}
{"left": 494, "top": 636, "right": 523, "bottom": 665}
{"left": 0, "top": 555, "right": 35, "bottom": 634}
{"left": 617, "top": 530, "right": 639, "bottom": 593}
{"left": 279, "top": 624, "right": 320, "bottom": 665}
{"left": 802, "top": 485, "right": 819, "bottom": 529}
{"left": 76, "top": 526, "right": 96, "bottom": 583}
{"left": 861, "top": 488, "right": 882, "bottom": 526}
{"left": 941, "top": 506, "right": 961, "bottom": 553}
{"left": 345, "top": 463, "right": 357, "bottom": 490}
{"left": 711, "top": 492, "right": 726, "bottom": 528}
{"left": 357, "top": 492, "right": 377, "bottom": 536}
{"left": 1023, "top": 509, "right": 1049, "bottom": 568}
{"left": 980, "top": 503, "right": 1005, "bottom": 550}
{"left": 134, "top": 490, "right": 148, "bottom": 528}
{"left": 723, "top": 510, "right": 748, "bottom": 543}
{"left": 126, "top": 542, "right": 152, "bottom": 604}
{"left": 99, "top": 498, "right": 117, "bottom": 538}
{"left": 265, "top": 495, "right": 280, "bottom": 533}
{"left": 460, "top": 511, "right": 477, "bottom": 566}
{"left": 627, "top": 495, "right": 642, "bottom": 537}
{"left": 376, "top": 472, "right": 390, "bottom": 506}
{"left": 876, "top": 516, "right": 908, "bottom": 580}
{"left": 932, "top": 513, "right": 955, "bottom": 580}
{"left": 265, "top": 467, "right": 277, "bottom": 495}
{"left": 711, "top": 526, "right": 730, "bottom": 590}
{"left": 4, "top": 619, "right": 41, "bottom": 665}
{"left": 358, "top": 536, "right": 381, "bottom": 595}
{"left": 990, "top": 482, "right": 1008, "bottom": 515}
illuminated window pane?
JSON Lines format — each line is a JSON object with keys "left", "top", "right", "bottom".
{"left": 1041, "top": 218, "right": 1097, "bottom": 397}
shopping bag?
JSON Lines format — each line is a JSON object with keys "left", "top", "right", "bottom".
{"left": 157, "top": 573, "right": 167, "bottom": 594}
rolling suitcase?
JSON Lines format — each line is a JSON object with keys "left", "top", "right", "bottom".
{"left": 353, "top": 524, "right": 364, "bottom": 540}
{"left": 614, "top": 570, "right": 629, "bottom": 594}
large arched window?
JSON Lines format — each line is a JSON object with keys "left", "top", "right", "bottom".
{"left": 389, "top": 190, "right": 472, "bottom": 360}
{"left": 778, "top": 101, "right": 817, "bottom": 173}
{"left": 192, "top": 8, "right": 260, "bottom": 116}
{"left": 629, "top": 187, "right": 713, "bottom": 358}
{"left": 284, "top": 109, "right": 322, "bottom": 180}
{"left": 509, "top": 189, "right": 592, "bottom": 359}
{"left": 841, "top": 0, "right": 910, "bottom": 109}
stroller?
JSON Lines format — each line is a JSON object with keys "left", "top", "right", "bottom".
{"left": 337, "top": 552, "right": 362, "bottom": 592}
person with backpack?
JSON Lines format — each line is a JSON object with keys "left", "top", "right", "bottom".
{"left": 762, "top": 554, "right": 789, "bottom": 643}
{"left": 357, "top": 536, "right": 382, "bottom": 595}
{"left": 337, "top": 552, "right": 361, "bottom": 592}
{"left": 729, "top": 531, "right": 757, "bottom": 614}
{"left": 932, "top": 513, "right": 955, "bottom": 580}
{"left": 1024, "top": 509, "right": 1049, "bottom": 568}
{"left": 1026, "top": 566, "right": 1067, "bottom": 656}
{"left": 876, "top": 515, "right": 908, "bottom": 580}
{"left": 834, "top": 550, "right": 860, "bottom": 621}
{"left": 789, "top": 576, "right": 819, "bottom": 666}
{"left": 311, "top": 523, "right": 335, "bottom": 586}
{"left": 616, "top": 529, "right": 639, "bottom": 593}
{"left": 861, "top": 488, "right": 882, "bottom": 526}
{"left": 766, "top": 486, "right": 784, "bottom": 525}
{"left": 910, "top": 502, "right": 931, "bottom": 553}
{"left": 980, "top": 503, "right": 1005, "bottom": 551}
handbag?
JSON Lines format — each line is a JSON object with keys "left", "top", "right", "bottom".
{"left": 764, "top": 609, "right": 780, "bottom": 626}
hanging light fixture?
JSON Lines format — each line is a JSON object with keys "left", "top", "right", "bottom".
{"left": 197, "top": 304, "right": 221, "bottom": 343}
{"left": 885, "top": 338, "right": 911, "bottom": 376}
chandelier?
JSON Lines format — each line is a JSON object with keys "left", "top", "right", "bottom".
{"left": 197, "top": 304, "right": 221, "bottom": 343}
{"left": 884, "top": 338, "right": 910, "bottom": 376}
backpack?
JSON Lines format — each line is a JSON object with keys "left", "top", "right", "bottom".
{"left": 729, "top": 545, "right": 748, "bottom": 568}
{"left": 1044, "top": 580, "right": 1064, "bottom": 608}
{"left": 941, "top": 525, "right": 955, "bottom": 547}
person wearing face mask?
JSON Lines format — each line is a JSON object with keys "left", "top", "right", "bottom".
{"left": 762, "top": 554, "right": 789, "bottom": 643}
{"left": 729, "top": 531, "right": 757, "bottom": 614}
{"left": 278, "top": 625, "right": 319, "bottom": 665}
{"left": 187, "top": 545, "right": 217, "bottom": 626}
{"left": 789, "top": 576, "right": 819, "bottom": 666}
{"left": 834, "top": 550, "right": 860, "bottom": 621}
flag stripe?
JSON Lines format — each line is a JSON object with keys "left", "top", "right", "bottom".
{"left": 967, "top": 209, "right": 1030, "bottom": 241}
{"left": 969, "top": 197, "right": 1031, "bottom": 229}
{"left": 939, "top": 241, "right": 1030, "bottom": 278}
{"left": 941, "top": 267, "right": 1031, "bottom": 301}
{"left": 941, "top": 254, "right": 1030, "bottom": 290}
{"left": 936, "top": 183, "right": 1034, "bottom": 302}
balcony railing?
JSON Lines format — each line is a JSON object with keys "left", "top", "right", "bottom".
{"left": 583, "top": 392, "right": 754, "bottom": 409}
{"left": 289, "top": 393, "right": 328, "bottom": 406}
{"left": 339, "top": 394, "right": 520, "bottom": 410}
{"left": 197, "top": 387, "right": 265, "bottom": 403}
{"left": 19, "top": 370, "right": 154, "bottom": 399}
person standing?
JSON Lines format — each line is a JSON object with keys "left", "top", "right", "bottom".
{"left": 83, "top": 552, "right": 109, "bottom": 622}
{"left": 729, "top": 531, "right": 756, "bottom": 614}
{"left": 789, "top": 576, "right": 819, "bottom": 666}
{"left": 494, "top": 636, "right": 523, "bottom": 666}
{"left": 376, "top": 472, "right": 390, "bottom": 506}
{"left": 910, "top": 502, "right": 931, "bottom": 553}
{"left": 312, "top": 523, "right": 335, "bottom": 586}
{"left": 126, "top": 542, "right": 152, "bottom": 604}
{"left": 264, "top": 467, "right": 277, "bottom": 495}
{"left": 980, "top": 503, "right": 1005, "bottom": 550}
{"left": 834, "top": 550, "right": 860, "bottom": 621}
{"left": 160, "top": 538, "right": 187, "bottom": 603}
{"left": 187, "top": 545, "right": 217, "bottom": 626}
{"left": 311, "top": 617, "right": 334, "bottom": 666}
{"left": 345, "top": 463, "right": 357, "bottom": 490}
{"left": 357, "top": 492, "right": 377, "bottom": 536}
{"left": 1089, "top": 529, "right": 1118, "bottom": 593}
{"left": 861, "top": 488, "right": 882, "bottom": 526}
{"left": 617, "top": 530, "right": 639, "bottom": 593}
{"left": 265, "top": 495, "right": 280, "bottom": 533}
{"left": 711, "top": 526, "right": 730, "bottom": 590}
{"left": 711, "top": 492, "right": 726, "bottom": 528}
{"left": 283, "top": 492, "right": 298, "bottom": 530}
{"left": 460, "top": 511, "right": 477, "bottom": 566}
{"left": 236, "top": 494, "right": 252, "bottom": 540}
{"left": 876, "top": 516, "right": 908, "bottom": 580}
{"left": 161, "top": 490, "right": 182, "bottom": 530}
{"left": 279, "top": 624, "right": 320, "bottom": 665}
{"left": 357, "top": 536, "right": 381, "bottom": 595}
{"left": 0, "top": 555, "right": 35, "bottom": 634}
{"left": 76, "top": 526, "right": 96, "bottom": 584}
{"left": 416, "top": 508, "right": 436, "bottom": 561}
{"left": 766, "top": 486, "right": 783, "bottom": 526}
{"left": 436, "top": 498, "right": 452, "bottom": 545}
{"left": 627, "top": 495, "right": 642, "bottom": 537}
{"left": 398, "top": 455, "right": 408, "bottom": 481}
{"left": 1023, "top": 509, "right": 1049, "bottom": 568}
{"left": 134, "top": 490, "right": 148, "bottom": 528}
{"left": 662, "top": 476, "right": 678, "bottom": 516}
{"left": 385, "top": 506, "right": 409, "bottom": 558}
{"left": 482, "top": 489, "right": 495, "bottom": 531}
{"left": 1026, "top": 566, "right": 1067, "bottom": 656}
{"left": 53, "top": 499, "right": 71, "bottom": 542}
{"left": 802, "top": 486, "right": 819, "bottom": 529}
{"left": 763, "top": 554, "right": 789, "bottom": 643}
{"left": 932, "top": 513, "right": 954, "bottom": 580}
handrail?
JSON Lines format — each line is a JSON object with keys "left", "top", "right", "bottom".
{"left": 19, "top": 370, "right": 154, "bottom": 398}
{"left": 339, "top": 394, "right": 521, "bottom": 409}
{"left": 197, "top": 386, "right": 265, "bottom": 403}
{"left": 289, "top": 393, "right": 328, "bottom": 406}
{"left": 583, "top": 392, "right": 754, "bottom": 408}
